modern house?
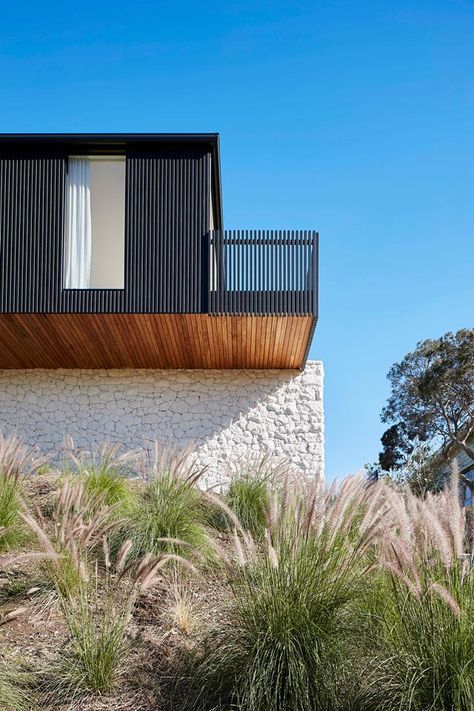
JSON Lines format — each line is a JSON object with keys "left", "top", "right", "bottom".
{"left": 0, "top": 134, "right": 324, "bottom": 483}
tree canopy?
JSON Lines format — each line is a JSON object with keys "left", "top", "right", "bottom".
{"left": 378, "top": 328, "right": 474, "bottom": 484}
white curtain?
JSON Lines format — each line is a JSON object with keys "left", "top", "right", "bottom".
{"left": 64, "top": 158, "right": 92, "bottom": 288}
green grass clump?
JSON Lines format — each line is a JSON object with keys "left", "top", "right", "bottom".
{"left": 0, "top": 660, "right": 29, "bottom": 711}
{"left": 226, "top": 472, "right": 270, "bottom": 537}
{"left": 81, "top": 467, "right": 134, "bottom": 510}
{"left": 182, "top": 476, "right": 381, "bottom": 711}
{"left": 63, "top": 441, "right": 138, "bottom": 512}
{"left": 221, "top": 457, "right": 293, "bottom": 537}
{"left": 127, "top": 472, "right": 210, "bottom": 560}
{"left": 57, "top": 592, "right": 129, "bottom": 696}
{"left": 376, "top": 571, "right": 474, "bottom": 711}
{"left": 41, "top": 543, "right": 135, "bottom": 699}
{"left": 371, "top": 483, "right": 474, "bottom": 711}
{"left": 187, "top": 543, "right": 363, "bottom": 711}
{"left": 45, "top": 540, "right": 187, "bottom": 701}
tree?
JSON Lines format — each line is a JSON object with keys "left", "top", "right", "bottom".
{"left": 379, "top": 329, "right": 474, "bottom": 485}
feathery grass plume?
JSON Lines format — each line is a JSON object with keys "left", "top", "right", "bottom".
{"left": 167, "top": 574, "right": 201, "bottom": 636}
{"left": 44, "top": 542, "right": 193, "bottom": 699}
{"left": 20, "top": 479, "right": 123, "bottom": 597}
{"left": 374, "top": 478, "right": 474, "bottom": 711}
{"left": 181, "top": 473, "right": 387, "bottom": 711}
{"left": 123, "top": 444, "right": 212, "bottom": 563}
{"left": 64, "top": 439, "right": 139, "bottom": 510}
{"left": 0, "top": 432, "right": 45, "bottom": 551}
{"left": 224, "top": 455, "right": 290, "bottom": 537}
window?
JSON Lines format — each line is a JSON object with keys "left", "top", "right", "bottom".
{"left": 64, "top": 157, "right": 125, "bottom": 289}
{"left": 463, "top": 468, "right": 474, "bottom": 507}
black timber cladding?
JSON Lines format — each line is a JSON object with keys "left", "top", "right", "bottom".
{"left": 0, "top": 135, "right": 220, "bottom": 314}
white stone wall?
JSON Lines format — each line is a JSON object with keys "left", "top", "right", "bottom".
{"left": 0, "top": 362, "right": 324, "bottom": 486}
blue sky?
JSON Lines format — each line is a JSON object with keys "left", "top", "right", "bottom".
{"left": 1, "top": 1, "right": 473, "bottom": 480}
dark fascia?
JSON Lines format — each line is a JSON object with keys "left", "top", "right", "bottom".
{"left": 0, "top": 133, "right": 223, "bottom": 229}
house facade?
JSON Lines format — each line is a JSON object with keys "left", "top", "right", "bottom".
{"left": 436, "top": 434, "right": 474, "bottom": 506}
{"left": 0, "top": 134, "right": 323, "bottom": 484}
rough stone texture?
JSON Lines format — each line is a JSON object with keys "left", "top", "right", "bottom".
{"left": 0, "top": 362, "right": 324, "bottom": 486}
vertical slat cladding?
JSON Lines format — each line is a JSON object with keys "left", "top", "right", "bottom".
{"left": 313, "top": 231, "right": 319, "bottom": 317}
{"left": 208, "top": 232, "right": 212, "bottom": 313}
{"left": 229, "top": 230, "right": 233, "bottom": 314}
{"left": 278, "top": 229, "right": 283, "bottom": 315}
{"left": 216, "top": 230, "right": 221, "bottom": 314}
{"left": 238, "top": 229, "right": 241, "bottom": 314}
{"left": 0, "top": 154, "right": 64, "bottom": 312}
{"left": 224, "top": 230, "right": 229, "bottom": 315}
{"left": 301, "top": 230, "right": 310, "bottom": 314}
{"left": 231, "top": 230, "right": 236, "bottom": 314}
{"left": 0, "top": 146, "right": 210, "bottom": 315}
{"left": 211, "top": 231, "right": 215, "bottom": 314}
{"left": 246, "top": 230, "right": 250, "bottom": 313}
{"left": 298, "top": 230, "right": 302, "bottom": 314}
{"left": 219, "top": 229, "right": 224, "bottom": 314}
{"left": 223, "top": 230, "right": 227, "bottom": 315}
{"left": 270, "top": 229, "right": 275, "bottom": 316}
{"left": 299, "top": 230, "right": 304, "bottom": 315}
{"left": 247, "top": 229, "right": 252, "bottom": 315}
{"left": 288, "top": 229, "right": 293, "bottom": 315}
{"left": 293, "top": 230, "right": 297, "bottom": 315}
{"left": 214, "top": 231, "right": 219, "bottom": 314}
{"left": 234, "top": 230, "right": 238, "bottom": 314}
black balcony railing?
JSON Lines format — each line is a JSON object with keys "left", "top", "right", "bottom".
{"left": 207, "top": 230, "right": 318, "bottom": 316}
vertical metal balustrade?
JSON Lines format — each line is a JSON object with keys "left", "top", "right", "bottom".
{"left": 208, "top": 230, "right": 319, "bottom": 316}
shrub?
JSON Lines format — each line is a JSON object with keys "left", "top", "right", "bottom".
{"left": 374, "top": 480, "right": 474, "bottom": 711}
{"left": 125, "top": 447, "right": 211, "bottom": 562}
{"left": 182, "top": 475, "right": 386, "bottom": 711}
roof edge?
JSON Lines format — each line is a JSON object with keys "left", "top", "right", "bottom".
{"left": 0, "top": 133, "right": 219, "bottom": 144}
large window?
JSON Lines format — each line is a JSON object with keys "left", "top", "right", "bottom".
{"left": 64, "top": 157, "right": 125, "bottom": 289}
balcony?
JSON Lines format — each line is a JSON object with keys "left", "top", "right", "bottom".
{"left": 0, "top": 229, "right": 318, "bottom": 371}
{"left": 207, "top": 230, "right": 318, "bottom": 316}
